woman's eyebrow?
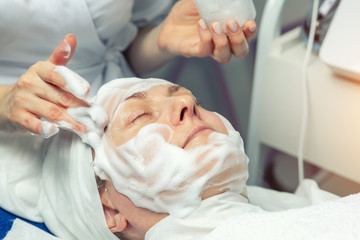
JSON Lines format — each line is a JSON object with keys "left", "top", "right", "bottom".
{"left": 125, "top": 84, "right": 181, "bottom": 101}
{"left": 168, "top": 84, "right": 181, "bottom": 96}
{"left": 125, "top": 91, "right": 148, "bottom": 101}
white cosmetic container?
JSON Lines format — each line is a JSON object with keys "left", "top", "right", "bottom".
{"left": 194, "top": 0, "right": 256, "bottom": 32}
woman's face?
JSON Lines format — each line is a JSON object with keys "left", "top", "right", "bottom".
{"left": 108, "top": 84, "right": 228, "bottom": 149}
{"left": 97, "top": 83, "right": 247, "bottom": 239}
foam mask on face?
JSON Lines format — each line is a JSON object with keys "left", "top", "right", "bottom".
{"left": 91, "top": 78, "right": 249, "bottom": 218}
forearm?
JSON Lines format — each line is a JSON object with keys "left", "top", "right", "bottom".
{"left": 0, "top": 84, "right": 13, "bottom": 131}
{"left": 0, "top": 85, "right": 9, "bottom": 122}
{"left": 125, "top": 24, "right": 175, "bottom": 75}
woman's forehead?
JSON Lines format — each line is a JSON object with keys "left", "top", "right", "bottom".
{"left": 125, "top": 84, "right": 191, "bottom": 100}
{"left": 121, "top": 82, "right": 174, "bottom": 103}
{"left": 94, "top": 78, "right": 173, "bottom": 122}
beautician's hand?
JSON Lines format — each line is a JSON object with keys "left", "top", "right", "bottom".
{"left": 0, "top": 34, "right": 88, "bottom": 137}
{"left": 158, "top": 0, "right": 257, "bottom": 64}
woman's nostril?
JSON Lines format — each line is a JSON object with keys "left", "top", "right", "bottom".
{"left": 180, "top": 107, "right": 186, "bottom": 121}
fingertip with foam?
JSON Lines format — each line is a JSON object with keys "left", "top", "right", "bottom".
{"left": 54, "top": 66, "right": 91, "bottom": 100}
{"left": 41, "top": 121, "right": 60, "bottom": 138}
{"left": 89, "top": 105, "right": 109, "bottom": 128}
{"left": 60, "top": 38, "right": 71, "bottom": 59}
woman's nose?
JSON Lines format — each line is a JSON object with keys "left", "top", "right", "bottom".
{"left": 169, "top": 95, "right": 196, "bottom": 126}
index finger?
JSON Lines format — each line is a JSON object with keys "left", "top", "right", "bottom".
{"left": 48, "top": 34, "right": 77, "bottom": 66}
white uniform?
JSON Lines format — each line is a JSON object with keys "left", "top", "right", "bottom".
{"left": 0, "top": 0, "right": 172, "bottom": 95}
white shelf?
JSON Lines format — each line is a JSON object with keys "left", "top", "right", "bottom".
{"left": 258, "top": 27, "right": 360, "bottom": 184}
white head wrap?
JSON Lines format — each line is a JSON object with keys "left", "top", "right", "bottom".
{"left": 39, "top": 131, "right": 117, "bottom": 240}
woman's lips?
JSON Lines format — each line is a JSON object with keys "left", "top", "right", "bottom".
{"left": 182, "top": 126, "right": 213, "bottom": 148}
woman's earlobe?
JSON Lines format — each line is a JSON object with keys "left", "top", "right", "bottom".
{"left": 101, "top": 190, "right": 127, "bottom": 233}
{"left": 112, "top": 213, "right": 127, "bottom": 232}
{"left": 103, "top": 202, "right": 128, "bottom": 233}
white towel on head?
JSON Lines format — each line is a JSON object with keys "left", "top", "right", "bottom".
{"left": 39, "top": 130, "right": 118, "bottom": 240}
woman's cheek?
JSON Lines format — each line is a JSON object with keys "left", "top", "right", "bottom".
{"left": 201, "top": 110, "right": 228, "bottom": 135}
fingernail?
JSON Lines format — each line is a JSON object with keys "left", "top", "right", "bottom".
{"left": 199, "top": 19, "right": 207, "bottom": 31}
{"left": 212, "top": 22, "right": 222, "bottom": 35}
{"left": 249, "top": 23, "right": 257, "bottom": 33}
{"left": 41, "top": 121, "right": 59, "bottom": 138}
{"left": 59, "top": 38, "right": 71, "bottom": 59}
{"left": 228, "top": 20, "right": 239, "bottom": 33}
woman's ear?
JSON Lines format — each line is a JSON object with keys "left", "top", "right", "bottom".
{"left": 100, "top": 189, "right": 127, "bottom": 233}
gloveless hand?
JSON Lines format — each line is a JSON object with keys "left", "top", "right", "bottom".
{"left": 158, "top": 0, "right": 257, "bottom": 64}
{"left": 0, "top": 34, "right": 88, "bottom": 137}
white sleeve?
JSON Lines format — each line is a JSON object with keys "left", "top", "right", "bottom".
{"left": 131, "top": 0, "right": 173, "bottom": 27}
{"left": 0, "top": 133, "right": 45, "bottom": 222}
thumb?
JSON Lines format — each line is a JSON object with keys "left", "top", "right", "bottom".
{"left": 48, "top": 34, "right": 77, "bottom": 66}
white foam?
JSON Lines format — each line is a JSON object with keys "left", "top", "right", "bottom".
{"left": 50, "top": 66, "right": 108, "bottom": 145}
{"left": 54, "top": 66, "right": 90, "bottom": 100}
{"left": 66, "top": 105, "right": 108, "bottom": 147}
{"left": 61, "top": 38, "right": 71, "bottom": 59}
{"left": 40, "top": 121, "right": 59, "bottom": 138}
{"left": 93, "top": 120, "right": 248, "bottom": 217}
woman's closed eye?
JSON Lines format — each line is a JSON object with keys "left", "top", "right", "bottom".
{"left": 195, "top": 98, "right": 201, "bottom": 106}
{"left": 130, "top": 111, "right": 152, "bottom": 124}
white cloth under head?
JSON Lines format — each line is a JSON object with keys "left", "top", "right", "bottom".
{"left": 145, "top": 179, "right": 344, "bottom": 240}
{"left": 145, "top": 191, "right": 261, "bottom": 240}
{"left": 203, "top": 192, "right": 360, "bottom": 240}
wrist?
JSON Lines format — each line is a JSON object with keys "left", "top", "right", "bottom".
{"left": 126, "top": 24, "right": 176, "bottom": 74}
{"left": 0, "top": 85, "right": 9, "bottom": 129}
{"left": 156, "top": 23, "right": 177, "bottom": 60}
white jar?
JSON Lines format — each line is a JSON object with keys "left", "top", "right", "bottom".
{"left": 194, "top": 0, "right": 256, "bottom": 32}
